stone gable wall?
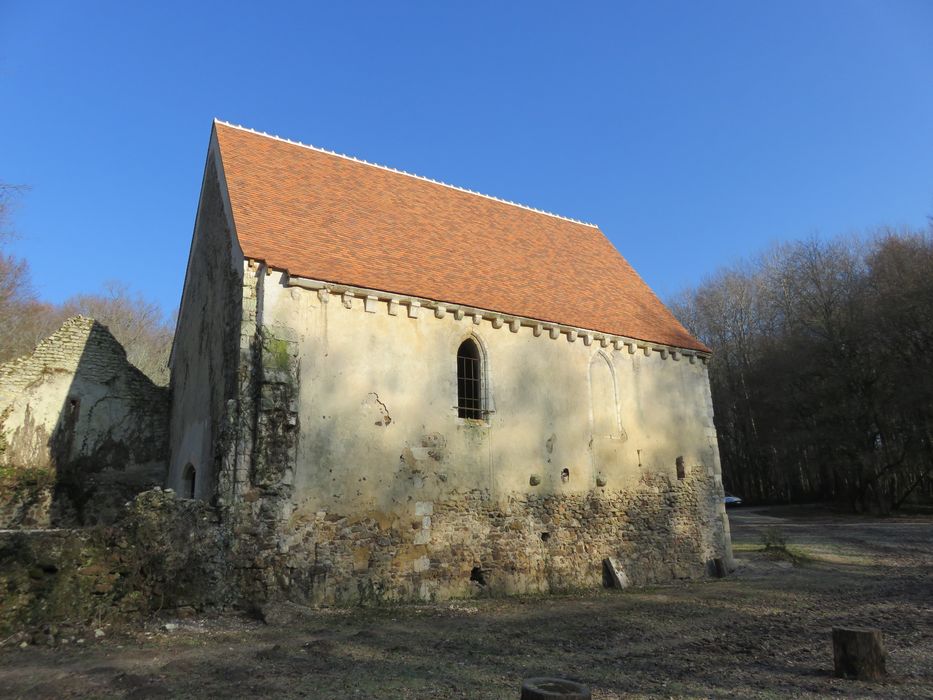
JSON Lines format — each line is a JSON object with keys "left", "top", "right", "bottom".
{"left": 168, "top": 157, "right": 244, "bottom": 501}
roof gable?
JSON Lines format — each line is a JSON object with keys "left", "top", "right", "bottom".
{"left": 213, "top": 121, "right": 707, "bottom": 352}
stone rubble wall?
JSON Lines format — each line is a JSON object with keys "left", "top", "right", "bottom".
{"left": 0, "top": 489, "right": 228, "bottom": 639}
{"left": 0, "top": 317, "right": 169, "bottom": 527}
{"left": 228, "top": 471, "right": 724, "bottom": 607}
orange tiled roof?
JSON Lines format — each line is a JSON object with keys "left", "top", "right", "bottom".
{"left": 213, "top": 121, "right": 708, "bottom": 353}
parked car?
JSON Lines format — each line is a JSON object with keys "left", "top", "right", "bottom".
{"left": 724, "top": 492, "right": 743, "bottom": 507}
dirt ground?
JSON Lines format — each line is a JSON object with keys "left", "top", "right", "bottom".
{"left": 1, "top": 505, "right": 931, "bottom": 699}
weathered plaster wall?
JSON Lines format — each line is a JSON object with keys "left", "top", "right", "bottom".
{"left": 220, "top": 271, "right": 732, "bottom": 604}
{"left": 168, "top": 156, "right": 244, "bottom": 500}
{"left": 260, "top": 272, "right": 722, "bottom": 508}
{"left": 0, "top": 317, "right": 169, "bottom": 526}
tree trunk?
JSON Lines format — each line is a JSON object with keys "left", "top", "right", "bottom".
{"left": 832, "top": 627, "right": 887, "bottom": 680}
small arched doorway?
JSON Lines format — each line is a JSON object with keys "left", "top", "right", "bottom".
{"left": 182, "top": 463, "right": 196, "bottom": 499}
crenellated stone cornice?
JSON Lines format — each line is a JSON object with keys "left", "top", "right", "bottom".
{"left": 280, "top": 269, "right": 710, "bottom": 364}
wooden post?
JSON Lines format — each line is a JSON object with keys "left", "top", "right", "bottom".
{"left": 832, "top": 627, "right": 887, "bottom": 680}
{"left": 520, "top": 678, "right": 591, "bottom": 699}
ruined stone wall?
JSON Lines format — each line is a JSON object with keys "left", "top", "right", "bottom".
{"left": 0, "top": 489, "right": 228, "bottom": 638}
{"left": 0, "top": 317, "right": 169, "bottom": 526}
{"left": 168, "top": 155, "right": 244, "bottom": 500}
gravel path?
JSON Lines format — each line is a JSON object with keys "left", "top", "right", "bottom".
{"left": 1, "top": 505, "right": 931, "bottom": 699}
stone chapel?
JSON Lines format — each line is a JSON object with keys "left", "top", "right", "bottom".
{"left": 168, "top": 120, "right": 733, "bottom": 604}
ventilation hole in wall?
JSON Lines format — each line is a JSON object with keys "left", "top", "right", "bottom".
{"left": 540, "top": 532, "right": 551, "bottom": 542}
{"left": 470, "top": 566, "right": 487, "bottom": 587}
{"left": 40, "top": 563, "right": 59, "bottom": 575}
{"left": 676, "top": 456, "right": 686, "bottom": 480}
{"left": 560, "top": 468, "right": 570, "bottom": 483}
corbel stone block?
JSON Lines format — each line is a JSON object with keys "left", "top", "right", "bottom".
{"left": 408, "top": 300, "right": 421, "bottom": 318}
{"left": 434, "top": 304, "right": 447, "bottom": 319}
{"left": 612, "top": 339, "right": 624, "bottom": 351}
{"left": 626, "top": 342, "right": 636, "bottom": 354}
{"left": 549, "top": 327, "right": 560, "bottom": 340}
{"left": 364, "top": 295, "right": 379, "bottom": 313}
{"left": 509, "top": 319, "right": 520, "bottom": 333}
{"left": 342, "top": 291, "right": 355, "bottom": 309}
{"left": 317, "top": 289, "right": 330, "bottom": 303}
{"left": 672, "top": 350, "right": 680, "bottom": 361}
{"left": 388, "top": 299, "right": 400, "bottom": 316}
{"left": 659, "top": 348, "right": 669, "bottom": 360}
{"left": 492, "top": 316, "right": 504, "bottom": 329}
{"left": 533, "top": 324, "right": 543, "bottom": 337}
{"left": 599, "top": 336, "right": 609, "bottom": 348}
{"left": 567, "top": 330, "right": 578, "bottom": 342}
{"left": 688, "top": 353, "right": 696, "bottom": 364}
{"left": 642, "top": 345, "right": 651, "bottom": 357}
{"left": 583, "top": 333, "right": 593, "bottom": 346}
{"left": 454, "top": 308, "right": 464, "bottom": 320}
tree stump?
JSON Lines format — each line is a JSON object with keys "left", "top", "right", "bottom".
{"left": 520, "top": 677, "right": 591, "bottom": 699}
{"left": 832, "top": 627, "right": 887, "bottom": 680}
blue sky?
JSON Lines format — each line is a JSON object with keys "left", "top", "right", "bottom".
{"left": 2, "top": 1, "right": 932, "bottom": 316}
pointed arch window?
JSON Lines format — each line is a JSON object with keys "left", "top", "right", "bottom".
{"left": 457, "top": 338, "right": 483, "bottom": 419}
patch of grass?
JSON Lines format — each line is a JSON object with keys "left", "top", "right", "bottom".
{"left": 0, "top": 464, "right": 55, "bottom": 494}
{"left": 731, "top": 543, "right": 760, "bottom": 553}
{"left": 759, "top": 526, "right": 787, "bottom": 551}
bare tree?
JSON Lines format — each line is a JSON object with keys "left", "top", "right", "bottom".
{"left": 0, "top": 184, "right": 172, "bottom": 384}
{"left": 60, "top": 282, "right": 172, "bottom": 385}
{"left": 672, "top": 229, "right": 933, "bottom": 511}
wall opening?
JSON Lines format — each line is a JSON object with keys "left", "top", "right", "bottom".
{"left": 561, "top": 467, "right": 570, "bottom": 483}
{"left": 470, "top": 566, "right": 487, "bottom": 586}
{"left": 182, "top": 463, "right": 196, "bottom": 499}
{"left": 676, "top": 456, "right": 686, "bottom": 480}
{"left": 457, "top": 339, "right": 483, "bottom": 419}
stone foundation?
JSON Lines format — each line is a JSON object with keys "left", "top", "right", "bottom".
{"left": 227, "top": 471, "right": 725, "bottom": 607}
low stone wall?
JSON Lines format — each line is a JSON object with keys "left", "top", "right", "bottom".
{"left": 0, "top": 469, "right": 54, "bottom": 529}
{"left": 231, "top": 471, "right": 726, "bottom": 607}
{"left": 0, "top": 490, "right": 228, "bottom": 639}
